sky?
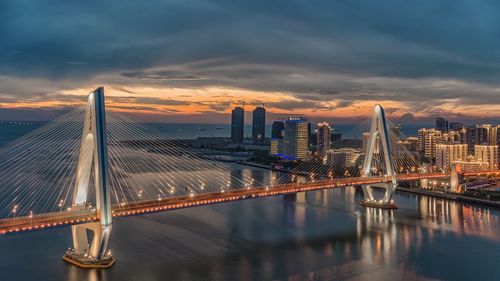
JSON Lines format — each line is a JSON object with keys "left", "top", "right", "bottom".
{"left": 1, "top": 0, "right": 500, "bottom": 124}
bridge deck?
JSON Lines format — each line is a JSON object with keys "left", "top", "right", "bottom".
{"left": 0, "top": 172, "right": 472, "bottom": 235}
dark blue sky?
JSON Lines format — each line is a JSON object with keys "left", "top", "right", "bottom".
{"left": 1, "top": 1, "right": 500, "bottom": 123}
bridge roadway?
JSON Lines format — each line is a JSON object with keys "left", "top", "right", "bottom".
{"left": 0, "top": 171, "right": 498, "bottom": 235}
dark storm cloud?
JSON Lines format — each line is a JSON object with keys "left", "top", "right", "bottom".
{"left": 2, "top": 0, "right": 500, "bottom": 115}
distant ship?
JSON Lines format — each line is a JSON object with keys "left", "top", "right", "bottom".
{"left": 215, "top": 126, "right": 224, "bottom": 130}
{"left": 197, "top": 127, "right": 206, "bottom": 131}
{"left": 176, "top": 129, "right": 184, "bottom": 132}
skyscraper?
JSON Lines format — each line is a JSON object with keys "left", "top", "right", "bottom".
{"left": 465, "top": 126, "right": 488, "bottom": 154}
{"left": 231, "top": 107, "right": 244, "bottom": 144}
{"left": 271, "top": 121, "right": 285, "bottom": 139}
{"left": 436, "top": 117, "right": 448, "bottom": 132}
{"left": 316, "top": 122, "right": 332, "bottom": 157}
{"left": 449, "top": 122, "right": 463, "bottom": 131}
{"left": 252, "top": 107, "right": 266, "bottom": 144}
{"left": 283, "top": 117, "right": 308, "bottom": 161}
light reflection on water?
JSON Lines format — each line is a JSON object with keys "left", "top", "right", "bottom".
{"left": 0, "top": 165, "right": 499, "bottom": 281}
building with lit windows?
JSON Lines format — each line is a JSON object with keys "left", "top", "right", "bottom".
{"left": 282, "top": 117, "right": 309, "bottom": 161}
{"left": 474, "top": 145, "right": 499, "bottom": 170}
{"left": 435, "top": 144, "right": 467, "bottom": 171}
{"left": 418, "top": 128, "right": 442, "bottom": 159}
{"left": 316, "top": 122, "right": 332, "bottom": 157}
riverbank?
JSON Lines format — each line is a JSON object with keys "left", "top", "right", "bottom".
{"left": 397, "top": 187, "right": 500, "bottom": 208}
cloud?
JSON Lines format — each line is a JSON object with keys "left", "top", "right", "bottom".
{"left": 2, "top": 1, "right": 500, "bottom": 122}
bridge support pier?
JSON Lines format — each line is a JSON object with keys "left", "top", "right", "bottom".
{"left": 63, "top": 87, "right": 115, "bottom": 269}
{"left": 359, "top": 105, "right": 398, "bottom": 209}
{"left": 450, "top": 163, "right": 459, "bottom": 193}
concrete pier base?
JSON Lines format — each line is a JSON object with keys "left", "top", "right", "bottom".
{"left": 359, "top": 199, "right": 398, "bottom": 209}
{"left": 63, "top": 251, "right": 115, "bottom": 269}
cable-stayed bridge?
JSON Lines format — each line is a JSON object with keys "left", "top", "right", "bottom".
{"left": 0, "top": 87, "right": 497, "bottom": 268}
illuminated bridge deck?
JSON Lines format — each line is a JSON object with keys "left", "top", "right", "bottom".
{"left": 0, "top": 171, "right": 495, "bottom": 235}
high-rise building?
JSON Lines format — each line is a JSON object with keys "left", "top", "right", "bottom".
{"left": 474, "top": 145, "right": 499, "bottom": 170}
{"left": 283, "top": 117, "right": 309, "bottom": 161}
{"left": 435, "top": 144, "right": 467, "bottom": 170}
{"left": 464, "top": 126, "right": 488, "bottom": 154}
{"left": 331, "top": 130, "right": 342, "bottom": 142}
{"left": 449, "top": 122, "right": 463, "bottom": 131}
{"left": 396, "top": 137, "right": 419, "bottom": 152}
{"left": 479, "top": 124, "right": 498, "bottom": 145}
{"left": 436, "top": 117, "right": 448, "bottom": 132}
{"left": 231, "top": 107, "right": 244, "bottom": 144}
{"left": 270, "top": 139, "right": 284, "bottom": 155}
{"left": 271, "top": 121, "right": 285, "bottom": 139}
{"left": 418, "top": 128, "right": 443, "bottom": 159}
{"left": 307, "top": 122, "right": 313, "bottom": 147}
{"left": 252, "top": 107, "right": 266, "bottom": 144}
{"left": 316, "top": 122, "right": 332, "bottom": 157}
{"left": 442, "top": 131, "right": 460, "bottom": 143}
{"left": 325, "top": 148, "right": 361, "bottom": 175}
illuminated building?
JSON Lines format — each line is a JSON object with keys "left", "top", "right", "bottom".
{"left": 282, "top": 117, "right": 308, "bottom": 161}
{"left": 435, "top": 144, "right": 467, "bottom": 171}
{"left": 316, "top": 122, "right": 332, "bottom": 157}
{"left": 474, "top": 145, "right": 499, "bottom": 170}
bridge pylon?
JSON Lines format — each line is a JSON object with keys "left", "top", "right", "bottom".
{"left": 359, "top": 104, "right": 398, "bottom": 209}
{"left": 63, "top": 87, "right": 115, "bottom": 268}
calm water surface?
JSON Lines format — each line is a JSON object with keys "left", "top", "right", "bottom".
{"left": 0, "top": 124, "right": 498, "bottom": 281}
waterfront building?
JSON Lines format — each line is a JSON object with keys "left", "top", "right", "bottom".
{"left": 417, "top": 128, "right": 443, "bottom": 160}
{"left": 252, "top": 107, "right": 266, "bottom": 144}
{"left": 325, "top": 148, "right": 361, "bottom": 175}
{"left": 474, "top": 145, "right": 499, "bottom": 170}
{"left": 435, "top": 144, "right": 467, "bottom": 171}
{"left": 283, "top": 117, "right": 309, "bottom": 161}
{"left": 231, "top": 107, "right": 244, "bottom": 144}
{"left": 453, "top": 156, "right": 490, "bottom": 172}
{"left": 316, "top": 122, "right": 332, "bottom": 157}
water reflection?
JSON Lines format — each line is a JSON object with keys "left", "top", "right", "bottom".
{"left": 1, "top": 164, "right": 499, "bottom": 281}
{"left": 67, "top": 267, "right": 108, "bottom": 281}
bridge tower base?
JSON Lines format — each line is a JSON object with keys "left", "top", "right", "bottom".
{"left": 63, "top": 87, "right": 115, "bottom": 268}
{"left": 359, "top": 105, "right": 398, "bottom": 209}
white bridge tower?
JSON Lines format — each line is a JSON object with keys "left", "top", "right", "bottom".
{"left": 63, "top": 87, "right": 115, "bottom": 268}
{"left": 360, "top": 104, "right": 398, "bottom": 209}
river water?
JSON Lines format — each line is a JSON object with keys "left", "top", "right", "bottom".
{"left": 0, "top": 124, "right": 499, "bottom": 281}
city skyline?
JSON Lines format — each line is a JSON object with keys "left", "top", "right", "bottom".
{"left": 1, "top": 2, "right": 500, "bottom": 280}
{"left": 3, "top": 1, "right": 500, "bottom": 123}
